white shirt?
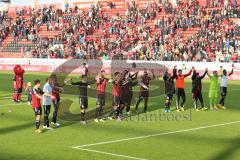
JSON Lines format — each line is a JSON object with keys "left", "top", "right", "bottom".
{"left": 221, "top": 75, "right": 228, "bottom": 87}
{"left": 43, "top": 82, "right": 52, "bottom": 105}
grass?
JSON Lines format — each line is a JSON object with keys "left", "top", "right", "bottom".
{"left": 0, "top": 71, "right": 240, "bottom": 160}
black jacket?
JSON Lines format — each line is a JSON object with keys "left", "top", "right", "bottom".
{"left": 191, "top": 70, "right": 207, "bottom": 93}
{"left": 163, "top": 71, "right": 175, "bottom": 95}
{"left": 71, "top": 80, "right": 95, "bottom": 98}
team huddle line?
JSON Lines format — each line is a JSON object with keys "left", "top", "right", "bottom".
{"left": 11, "top": 63, "right": 234, "bottom": 133}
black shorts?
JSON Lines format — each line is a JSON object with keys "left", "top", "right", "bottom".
{"left": 43, "top": 105, "right": 51, "bottom": 115}
{"left": 112, "top": 96, "right": 120, "bottom": 106}
{"left": 220, "top": 87, "right": 227, "bottom": 96}
{"left": 140, "top": 90, "right": 149, "bottom": 98}
{"left": 33, "top": 106, "right": 42, "bottom": 116}
{"left": 80, "top": 97, "right": 88, "bottom": 109}
{"left": 14, "top": 88, "right": 22, "bottom": 94}
{"left": 166, "top": 94, "right": 173, "bottom": 100}
{"left": 96, "top": 94, "right": 105, "bottom": 106}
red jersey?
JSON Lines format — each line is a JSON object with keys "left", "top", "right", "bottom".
{"left": 32, "top": 88, "right": 43, "bottom": 108}
{"left": 51, "top": 82, "right": 60, "bottom": 100}
{"left": 13, "top": 75, "right": 23, "bottom": 89}
{"left": 52, "top": 91, "right": 60, "bottom": 100}
{"left": 97, "top": 78, "right": 108, "bottom": 95}
{"left": 112, "top": 83, "right": 120, "bottom": 96}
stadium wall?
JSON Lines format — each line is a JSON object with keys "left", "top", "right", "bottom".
{"left": 0, "top": 58, "right": 239, "bottom": 80}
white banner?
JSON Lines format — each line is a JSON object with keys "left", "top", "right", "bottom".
{"left": 0, "top": 58, "right": 239, "bottom": 80}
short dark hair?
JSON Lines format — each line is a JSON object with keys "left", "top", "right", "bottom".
{"left": 114, "top": 72, "right": 120, "bottom": 76}
{"left": 34, "top": 79, "right": 41, "bottom": 85}
{"left": 46, "top": 77, "right": 50, "bottom": 82}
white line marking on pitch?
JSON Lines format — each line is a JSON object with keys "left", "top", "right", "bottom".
{"left": 73, "top": 121, "right": 240, "bottom": 149}
{"left": 74, "top": 148, "right": 146, "bottom": 160}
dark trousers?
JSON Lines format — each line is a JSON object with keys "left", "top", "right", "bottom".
{"left": 44, "top": 105, "right": 51, "bottom": 127}
{"left": 52, "top": 99, "right": 60, "bottom": 123}
{"left": 176, "top": 88, "right": 186, "bottom": 109}
{"left": 126, "top": 93, "right": 133, "bottom": 112}
{"left": 219, "top": 87, "right": 227, "bottom": 106}
{"left": 193, "top": 92, "right": 204, "bottom": 109}
{"left": 27, "top": 94, "right": 32, "bottom": 102}
{"left": 135, "top": 92, "right": 149, "bottom": 112}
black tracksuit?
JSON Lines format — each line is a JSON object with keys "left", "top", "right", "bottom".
{"left": 71, "top": 80, "right": 95, "bottom": 121}
{"left": 122, "top": 80, "right": 139, "bottom": 112}
{"left": 191, "top": 70, "right": 207, "bottom": 109}
{"left": 163, "top": 72, "right": 175, "bottom": 109}
{"left": 163, "top": 72, "right": 175, "bottom": 98}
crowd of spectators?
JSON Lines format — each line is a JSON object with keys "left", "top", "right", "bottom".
{"left": 0, "top": 0, "right": 240, "bottom": 62}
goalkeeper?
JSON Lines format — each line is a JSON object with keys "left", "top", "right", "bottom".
{"left": 207, "top": 69, "right": 222, "bottom": 110}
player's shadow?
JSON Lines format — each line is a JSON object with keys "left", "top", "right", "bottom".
{"left": 0, "top": 122, "right": 33, "bottom": 135}
{"left": 210, "top": 137, "right": 240, "bottom": 160}
{"left": 0, "top": 152, "right": 23, "bottom": 160}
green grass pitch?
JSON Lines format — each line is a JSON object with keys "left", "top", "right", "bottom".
{"left": 0, "top": 72, "right": 240, "bottom": 160}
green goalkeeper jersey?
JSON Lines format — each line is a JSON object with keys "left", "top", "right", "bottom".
{"left": 209, "top": 75, "right": 219, "bottom": 90}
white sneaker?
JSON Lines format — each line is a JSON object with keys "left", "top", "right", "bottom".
{"left": 80, "top": 121, "right": 87, "bottom": 125}
{"left": 126, "top": 111, "right": 130, "bottom": 115}
{"left": 43, "top": 126, "right": 53, "bottom": 130}
{"left": 108, "top": 117, "right": 113, "bottom": 120}
{"left": 27, "top": 102, "right": 31, "bottom": 105}
{"left": 94, "top": 119, "right": 99, "bottom": 123}
{"left": 51, "top": 122, "right": 60, "bottom": 127}
{"left": 99, "top": 119, "right": 104, "bottom": 122}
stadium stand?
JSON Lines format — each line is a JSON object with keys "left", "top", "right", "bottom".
{"left": 0, "top": 0, "right": 239, "bottom": 62}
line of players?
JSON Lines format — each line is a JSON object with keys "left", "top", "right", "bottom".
{"left": 163, "top": 64, "right": 234, "bottom": 113}
{"left": 65, "top": 68, "right": 155, "bottom": 124}
{"left": 30, "top": 63, "right": 234, "bottom": 133}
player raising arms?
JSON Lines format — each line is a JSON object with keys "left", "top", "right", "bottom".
{"left": 163, "top": 68, "right": 175, "bottom": 113}
{"left": 173, "top": 66, "right": 193, "bottom": 112}
{"left": 135, "top": 69, "right": 155, "bottom": 113}
{"left": 95, "top": 70, "right": 109, "bottom": 122}
{"left": 67, "top": 76, "right": 95, "bottom": 124}
{"left": 218, "top": 64, "right": 234, "bottom": 109}
{"left": 31, "top": 80, "right": 44, "bottom": 133}
{"left": 207, "top": 69, "right": 222, "bottom": 110}
{"left": 122, "top": 70, "right": 138, "bottom": 115}
{"left": 191, "top": 68, "right": 208, "bottom": 111}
